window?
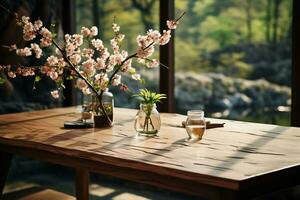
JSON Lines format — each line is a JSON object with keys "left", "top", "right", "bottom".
{"left": 174, "top": 0, "right": 292, "bottom": 125}
{"left": 76, "top": 0, "right": 160, "bottom": 108}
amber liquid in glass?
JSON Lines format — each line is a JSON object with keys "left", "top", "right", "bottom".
{"left": 186, "top": 124, "right": 205, "bottom": 140}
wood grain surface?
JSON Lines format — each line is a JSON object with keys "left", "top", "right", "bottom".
{"left": 0, "top": 107, "right": 299, "bottom": 198}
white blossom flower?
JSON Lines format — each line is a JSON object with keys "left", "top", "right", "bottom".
{"left": 30, "top": 43, "right": 42, "bottom": 58}
{"left": 82, "top": 59, "right": 95, "bottom": 76}
{"left": 111, "top": 74, "right": 121, "bottom": 86}
{"left": 7, "top": 71, "right": 16, "bottom": 78}
{"left": 70, "top": 54, "right": 81, "bottom": 65}
{"left": 137, "top": 46, "right": 154, "bottom": 58}
{"left": 81, "top": 27, "right": 91, "bottom": 37}
{"left": 112, "top": 23, "right": 120, "bottom": 32}
{"left": 91, "top": 39, "right": 104, "bottom": 50}
{"left": 76, "top": 78, "right": 87, "bottom": 89}
{"left": 131, "top": 74, "right": 141, "bottom": 80}
{"left": 49, "top": 71, "right": 58, "bottom": 80}
{"left": 34, "top": 20, "right": 43, "bottom": 30}
{"left": 82, "top": 48, "right": 94, "bottom": 58}
{"left": 95, "top": 58, "right": 106, "bottom": 70}
{"left": 40, "top": 27, "right": 52, "bottom": 38}
{"left": 90, "top": 26, "right": 98, "bottom": 36}
{"left": 167, "top": 20, "right": 178, "bottom": 30}
{"left": 159, "top": 30, "right": 171, "bottom": 45}
{"left": 121, "top": 59, "right": 132, "bottom": 72}
{"left": 16, "top": 47, "right": 32, "bottom": 56}
{"left": 47, "top": 56, "right": 59, "bottom": 66}
{"left": 82, "top": 87, "right": 91, "bottom": 95}
{"left": 95, "top": 73, "right": 109, "bottom": 90}
{"left": 147, "top": 29, "right": 161, "bottom": 43}
{"left": 147, "top": 59, "right": 159, "bottom": 68}
{"left": 51, "top": 90, "right": 59, "bottom": 99}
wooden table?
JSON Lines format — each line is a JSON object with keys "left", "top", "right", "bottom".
{"left": 0, "top": 107, "right": 299, "bottom": 200}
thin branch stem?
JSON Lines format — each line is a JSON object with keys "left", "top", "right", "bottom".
{"left": 52, "top": 40, "right": 112, "bottom": 126}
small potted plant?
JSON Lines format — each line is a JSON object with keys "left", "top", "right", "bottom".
{"left": 134, "top": 89, "right": 166, "bottom": 136}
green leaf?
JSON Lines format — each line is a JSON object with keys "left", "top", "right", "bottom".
{"left": 65, "top": 76, "right": 73, "bottom": 80}
{"left": 35, "top": 76, "right": 41, "bottom": 82}
{"left": 0, "top": 77, "right": 5, "bottom": 84}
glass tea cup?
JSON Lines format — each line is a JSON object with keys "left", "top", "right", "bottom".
{"left": 185, "top": 110, "right": 206, "bottom": 141}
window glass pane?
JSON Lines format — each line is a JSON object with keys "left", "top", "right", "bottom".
{"left": 175, "top": 0, "right": 292, "bottom": 125}
{"left": 76, "top": 0, "right": 159, "bottom": 108}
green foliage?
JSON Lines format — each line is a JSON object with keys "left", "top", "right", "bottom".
{"left": 0, "top": 77, "right": 5, "bottom": 84}
{"left": 134, "top": 89, "right": 166, "bottom": 105}
{"left": 35, "top": 76, "right": 41, "bottom": 82}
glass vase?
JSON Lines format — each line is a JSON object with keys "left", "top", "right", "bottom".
{"left": 92, "top": 89, "right": 114, "bottom": 128}
{"left": 134, "top": 103, "right": 161, "bottom": 136}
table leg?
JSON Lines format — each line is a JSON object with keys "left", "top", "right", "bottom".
{"left": 0, "top": 152, "right": 12, "bottom": 197}
{"left": 75, "top": 168, "right": 89, "bottom": 200}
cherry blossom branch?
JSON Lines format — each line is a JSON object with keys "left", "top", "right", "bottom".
{"left": 52, "top": 40, "right": 112, "bottom": 126}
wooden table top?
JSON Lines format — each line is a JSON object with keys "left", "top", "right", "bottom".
{"left": 0, "top": 107, "right": 299, "bottom": 191}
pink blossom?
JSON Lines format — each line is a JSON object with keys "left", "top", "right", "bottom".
{"left": 101, "top": 49, "right": 110, "bottom": 60}
{"left": 65, "top": 43, "right": 76, "bottom": 56}
{"left": 121, "top": 59, "right": 132, "bottom": 72}
{"left": 58, "top": 58, "right": 66, "bottom": 67}
{"left": 7, "top": 71, "right": 16, "bottom": 78}
{"left": 119, "top": 83, "right": 128, "bottom": 91}
{"left": 95, "top": 73, "right": 109, "bottom": 90}
{"left": 91, "top": 39, "right": 104, "bottom": 50}
{"left": 81, "top": 27, "right": 91, "bottom": 37}
{"left": 95, "top": 58, "right": 106, "bottom": 70}
{"left": 76, "top": 78, "right": 87, "bottom": 89}
{"left": 47, "top": 56, "right": 59, "bottom": 66}
{"left": 111, "top": 74, "right": 121, "bottom": 86}
{"left": 90, "top": 26, "right": 98, "bottom": 36}
{"left": 51, "top": 90, "right": 59, "bottom": 99}
{"left": 23, "top": 22, "right": 36, "bottom": 41}
{"left": 34, "top": 20, "right": 43, "bottom": 30}
{"left": 82, "top": 48, "right": 94, "bottom": 58}
{"left": 40, "top": 27, "right": 52, "bottom": 38}
{"left": 16, "top": 47, "right": 32, "bottom": 56}
{"left": 40, "top": 37, "right": 52, "bottom": 47}
{"left": 40, "top": 66, "right": 50, "bottom": 74}
{"left": 110, "top": 39, "right": 119, "bottom": 53}
{"left": 159, "top": 30, "right": 171, "bottom": 45}
{"left": 49, "top": 71, "right": 58, "bottom": 80}
{"left": 137, "top": 46, "right": 154, "bottom": 58}
{"left": 166, "top": 20, "right": 178, "bottom": 29}
{"left": 82, "top": 87, "right": 91, "bottom": 95}
{"left": 73, "top": 34, "right": 83, "bottom": 46}
{"left": 147, "top": 59, "right": 159, "bottom": 68}
{"left": 82, "top": 59, "right": 95, "bottom": 76}
{"left": 31, "top": 43, "right": 42, "bottom": 58}
{"left": 70, "top": 54, "right": 81, "bottom": 65}
{"left": 21, "top": 16, "right": 30, "bottom": 24}
{"left": 147, "top": 30, "right": 161, "bottom": 43}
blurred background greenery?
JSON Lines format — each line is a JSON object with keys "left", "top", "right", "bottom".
{"left": 76, "top": 0, "right": 292, "bottom": 125}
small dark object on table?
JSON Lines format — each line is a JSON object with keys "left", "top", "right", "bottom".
{"left": 64, "top": 120, "right": 94, "bottom": 128}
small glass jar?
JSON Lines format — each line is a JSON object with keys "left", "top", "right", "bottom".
{"left": 185, "top": 110, "right": 206, "bottom": 141}
{"left": 134, "top": 103, "right": 161, "bottom": 136}
{"left": 81, "top": 93, "right": 93, "bottom": 123}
